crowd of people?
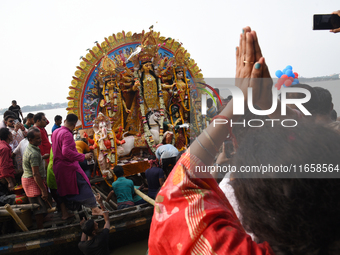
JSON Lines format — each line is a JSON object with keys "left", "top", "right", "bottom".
{"left": 2, "top": 12, "right": 340, "bottom": 254}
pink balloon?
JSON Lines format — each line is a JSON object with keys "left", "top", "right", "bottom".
{"left": 281, "top": 74, "right": 288, "bottom": 80}
{"left": 294, "top": 72, "right": 298, "bottom": 78}
{"left": 285, "top": 80, "right": 293, "bottom": 87}
{"left": 289, "top": 77, "right": 294, "bottom": 81}
{"left": 278, "top": 77, "right": 285, "bottom": 85}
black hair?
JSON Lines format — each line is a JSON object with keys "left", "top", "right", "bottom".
{"left": 113, "top": 165, "right": 124, "bottom": 177}
{"left": 27, "top": 127, "right": 40, "bottom": 141}
{"left": 3, "top": 110, "right": 16, "bottom": 120}
{"left": 231, "top": 122, "right": 340, "bottom": 254}
{"left": 313, "top": 87, "right": 333, "bottom": 115}
{"left": 81, "top": 219, "right": 95, "bottom": 236}
{"left": 287, "top": 84, "right": 319, "bottom": 115}
{"left": 26, "top": 113, "right": 34, "bottom": 119}
{"left": 33, "top": 112, "right": 45, "bottom": 123}
{"left": 0, "top": 128, "right": 11, "bottom": 141}
{"left": 12, "top": 100, "right": 16, "bottom": 104}
{"left": 148, "top": 155, "right": 156, "bottom": 160}
{"left": 4, "top": 115, "right": 15, "bottom": 121}
{"left": 54, "top": 115, "right": 62, "bottom": 122}
{"left": 65, "top": 114, "right": 78, "bottom": 126}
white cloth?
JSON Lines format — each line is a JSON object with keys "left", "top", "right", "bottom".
{"left": 0, "top": 120, "right": 6, "bottom": 129}
{"left": 219, "top": 176, "right": 255, "bottom": 240}
{"left": 13, "top": 138, "right": 29, "bottom": 157}
{"left": 8, "top": 127, "right": 27, "bottom": 151}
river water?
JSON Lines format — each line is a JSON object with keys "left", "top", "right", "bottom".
{"left": 111, "top": 238, "right": 148, "bottom": 255}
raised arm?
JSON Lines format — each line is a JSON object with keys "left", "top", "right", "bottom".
{"left": 190, "top": 27, "right": 265, "bottom": 165}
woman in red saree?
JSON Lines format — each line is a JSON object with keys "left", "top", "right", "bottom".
{"left": 148, "top": 27, "right": 340, "bottom": 255}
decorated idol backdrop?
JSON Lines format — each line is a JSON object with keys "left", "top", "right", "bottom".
{"left": 67, "top": 29, "right": 206, "bottom": 179}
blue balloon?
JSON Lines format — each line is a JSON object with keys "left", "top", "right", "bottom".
{"left": 292, "top": 81, "right": 298, "bottom": 85}
{"left": 293, "top": 78, "right": 299, "bottom": 83}
{"left": 286, "top": 65, "right": 293, "bottom": 70}
{"left": 275, "top": 70, "right": 283, "bottom": 78}
{"left": 286, "top": 70, "right": 294, "bottom": 77}
{"left": 282, "top": 68, "right": 287, "bottom": 74}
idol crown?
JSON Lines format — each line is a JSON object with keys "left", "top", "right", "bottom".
{"left": 138, "top": 29, "right": 159, "bottom": 63}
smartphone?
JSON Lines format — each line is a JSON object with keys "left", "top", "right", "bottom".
{"left": 313, "top": 14, "right": 340, "bottom": 30}
{"left": 13, "top": 119, "right": 19, "bottom": 125}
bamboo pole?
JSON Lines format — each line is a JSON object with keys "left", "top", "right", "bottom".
{"left": 0, "top": 203, "right": 40, "bottom": 211}
{"left": 0, "top": 209, "right": 22, "bottom": 216}
{"left": 4, "top": 204, "right": 28, "bottom": 232}
{"left": 134, "top": 188, "right": 155, "bottom": 206}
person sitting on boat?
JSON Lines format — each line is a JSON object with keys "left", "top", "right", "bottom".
{"left": 22, "top": 127, "right": 51, "bottom": 229}
{"left": 78, "top": 194, "right": 110, "bottom": 255}
{"left": 145, "top": 155, "right": 165, "bottom": 200}
{"left": 106, "top": 165, "right": 135, "bottom": 210}
{"left": 52, "top": 114, "right": 103, "bottom": 216}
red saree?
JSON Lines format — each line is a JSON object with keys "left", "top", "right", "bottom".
{"left": 148, "top": 152, "right": 274, "bottom": 255}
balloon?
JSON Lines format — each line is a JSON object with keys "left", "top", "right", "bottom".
{"left": 292, "top": 81, "right": 298, "bottom": 85}
{"left": 288, "top": 77, "right": 294, "bottom": 81}
{"left": 285, "top": 80, "right": 293, "bottom": 87}
{"left": 282, "top": 68, "right": 287, "bottom": 74}
{"left": 275, "top": 70, "right": 283, "bottom": 78}
{"left": 286, "top": 65, "right": 293, "bottom": 70}
{"left": 294, "top": 72, "right": 298, "bottom": 78}
{"left": 286, "top": 70, "right": 294, "bottom": 77}
{"left": 281, "top": 74, "right": 288, "bottom": 79}
{"left": 277, "top": 77, "right": 284, "bottom": 85}
{"left": 293, "top": 78, "right": 299, "bottom": 83}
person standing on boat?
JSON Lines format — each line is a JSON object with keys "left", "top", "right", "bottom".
{"left": 8, "top": 100, "right": 23, "bottom": 123}
{"left": 33, "top": 112, "right": 51, "bottom": 165}
{"left": 106, "top": 165, "right": 135, "bottom": 209}
{"left": 0, "top": 128, "right": 16, "bottom": 191}
{"left": 22, "top": 127, "right": 51, "bottom": 229}
{"left": 52, "top": 114, "right": 103, "bottom": 216}
{"left": 78, "top": 194, "right": 110, "bottom": 255}
{"left": 145, "top": 155, "right": 165, "bottom": 200}
{"left": 51, "top": 115, "right": 62, "bottom": 133}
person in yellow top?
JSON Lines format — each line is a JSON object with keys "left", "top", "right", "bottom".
{"left": 75, "top": 138, "right": 92, "bottom": 178}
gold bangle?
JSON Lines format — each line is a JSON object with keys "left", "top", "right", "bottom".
{"left": 203, "top": 129, "right": 219, "bottom": 152}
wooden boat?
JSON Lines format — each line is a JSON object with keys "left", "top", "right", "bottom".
{"left": 0, "top": 177, "right": 154, "bottom": 255}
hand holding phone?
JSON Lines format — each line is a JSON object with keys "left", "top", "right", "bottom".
{"left": 313, "top": 12, "right": 340, "bottom": 32}
{"left": 331, "top": 10, "right": 340, "bottom": 33}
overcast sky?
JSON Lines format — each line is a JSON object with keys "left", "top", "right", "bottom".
{"left": 0, "top": 0, "right": 339, "bottom": 109}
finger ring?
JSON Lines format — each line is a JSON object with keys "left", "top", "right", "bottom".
{"left": 243, "top": 61, "right": 254, "bottom": 64}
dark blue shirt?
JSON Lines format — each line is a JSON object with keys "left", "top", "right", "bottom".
{"left": 145, "top": 167, "right": 164, "bottom": 199}
{"left": 51, "top": 123, "right": 61, "bottom": 133}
